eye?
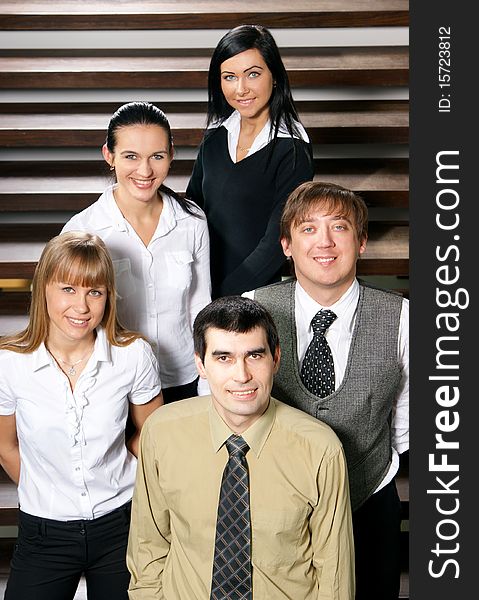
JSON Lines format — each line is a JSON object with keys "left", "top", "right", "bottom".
{"left": 152, "top": 154, "right": 165, "bottom": 160}
{"left": 333, "top": 224, "right": 347, "bottom": 231}
{"left": 89, "top": 289, "right": 103, "bottom": 297}
{"left": 302, "top": 226, "right": 315, "bottom": 234}
{"left": 248, "top": 353, "right": 263, "bottom": 360}
{"left": 124, "top": 154, "right": 137, "bottom": 160}
{"left": 222, "top": 74, "right": 236, "bottom": 82}
{"left": 247, "top": 71, "right": 260, "bottom": 78}
{"left": 62, "top": 286, "right": 75, "bottom": 293}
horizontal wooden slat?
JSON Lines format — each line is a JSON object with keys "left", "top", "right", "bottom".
{"left": 0, "top": 47, "right": 409, "bottom": 89}
{"left": 0, "top": 102, "right": 409, "bottom": 147}
{"left": 0, "top": 478, "right": 17, "bottom": 527}
{"left": 0, "top": 223, "right": 408, "bottom": 280}
{"left": 0, "top": 1, "right": 409, "bottom": 30}
{"left": 0, "top": 158, "right": 409, "bottom": 211}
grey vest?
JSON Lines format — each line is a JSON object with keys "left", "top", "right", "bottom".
{"left": 255, "top": 280, "right": 403, "bottom": 510}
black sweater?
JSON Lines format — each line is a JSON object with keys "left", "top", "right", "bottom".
{"left": 186, "top": 126, "right": 314, "bottom": 297}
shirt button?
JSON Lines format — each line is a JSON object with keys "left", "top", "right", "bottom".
{"left": 75, "top": 467, "right": 81, "bottom": 472}
{"left": 81, "top": 492, "right": 87, "bottom": 497}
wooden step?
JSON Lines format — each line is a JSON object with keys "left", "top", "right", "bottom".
{"left": 0, "top": 477, "right": 17, "bottom": 527}
{"left": 0, "top": 1, "right": 409, "bottom": 30}
{"left": 0, "top": 223, "right": 409, "bottom": 280}
{"left": 0, "top": 158, "right": 409, "bottom": 212}
{"left": 0, "top": 47, "right": 409, "bottom": 89}
{"left": 0, "top": 101, "right": 409, "bottom": 147}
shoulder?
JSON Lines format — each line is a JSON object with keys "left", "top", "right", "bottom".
{"left": 272, "top": 398, "right": 344, "bottom": 455}
{"left": 142, "top": 396, "right": 210, "bottom": 435}
{"left": 254, "top": 279, "right": 295, "bottom": 301}
{"left": 359, "top": 281, "right": 404, "bottom": 309}
{"left": 62, "top": 188, "right": 111, "bottom": 232}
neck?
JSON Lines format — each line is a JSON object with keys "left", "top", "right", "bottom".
{"left": 114, "top": 188, "right": 163, "bottom": 221}
{"left": 299, "top": 278, "right": 355, "bottom": 307}
{"left": 46, "top": 333, "right": 95, "bottom": 362}
{"left": 239, "top": 109, "right": 270, "bottom": 138}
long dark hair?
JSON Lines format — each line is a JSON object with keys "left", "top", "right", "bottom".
{"left": 207, "top": 25, "right": 303, "bottom": 142}
{"left": 106, "top": 101, "right": 199, "bottom": 216}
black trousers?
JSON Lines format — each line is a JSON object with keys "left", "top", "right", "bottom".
{"left": 353, "top": 480, "right": 402, "bottom": 600}
{"left": 5, "top": 501, "right": 131, "bottom": 600}
{"left": 162, "top": 376, "right": 199, "bottom": 403}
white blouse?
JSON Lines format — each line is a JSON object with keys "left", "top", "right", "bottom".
{"left": 62, "top": 187, "right": 211, "bottom": 388}
{"left": 0, "top": 328, "right": 161, "bottom": 520}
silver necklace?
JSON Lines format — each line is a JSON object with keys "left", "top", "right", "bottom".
{"left": 49, "top": 347, "right": 92, "bottom": 377}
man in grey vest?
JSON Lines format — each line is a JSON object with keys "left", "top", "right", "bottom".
{"left": 246, "top": 181, "right": 409, "bottom": 600}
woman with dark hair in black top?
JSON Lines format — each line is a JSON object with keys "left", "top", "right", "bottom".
{"left": 187, "top": 24, "right": 314, "bottom": 298}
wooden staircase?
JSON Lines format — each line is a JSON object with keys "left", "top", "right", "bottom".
{"left": 0, "top": 1, "right": 409, "bottom": 597}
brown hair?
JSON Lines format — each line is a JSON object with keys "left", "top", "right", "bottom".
{"left": 280, "top": 181, "right": 368, "bottom": 244}
{"left": 0, "top": 231, "right": 142, "bottom": 353}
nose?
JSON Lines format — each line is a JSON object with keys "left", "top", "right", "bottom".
{"left": 315, "top": 226, "right": 334, "bottom": 248}
{"left": 237, "top": 76, "right": 249, "bottom": 96}
{"left": 136, "top": 158, "right": 153, "bottom": 177}
{"left": 73, "top": 293, "right": 89, "bottom": 313}
{"left": 233, "top": 359, "right": 252, "bottom": 384}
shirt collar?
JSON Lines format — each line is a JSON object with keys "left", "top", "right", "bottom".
{"left": 32, "top": 327, "right": 111, "bottom": 372}
{"left": 93, "top": 186, "right": 185, "bottom": 238}
{"left": 296, "top": 279, "right": 360, "bottom": 328}
{"left": 220, "top": 110, "right": 310, "bottom": 162}
{"left": 209, "top": 396, "right": 276, "bottom": 459}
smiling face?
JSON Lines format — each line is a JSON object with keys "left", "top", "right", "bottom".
{"left": 220, "top": 48, "right": 274, "bottom": 123}
{"left": 281, "top": 204, "right": 367, "bottom": 306}
{"left": 195, "top": 326, "right": 280, "bottom": 433}
{"left": 102, "top": 124, "right": 173, "bottom": 206}
{"left": 45, "top": 279, "right": 107, "bottom": 348}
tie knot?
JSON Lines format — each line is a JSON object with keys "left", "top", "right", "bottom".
{"left": 311, "top": 309, "right": 337, "bottom": 334}
{"left": 225, "top": 435, "right": 249, "bottom": 457}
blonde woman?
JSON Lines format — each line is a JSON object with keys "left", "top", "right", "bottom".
{"left": 0, "top": 231, "right": 162, "bottom": 600}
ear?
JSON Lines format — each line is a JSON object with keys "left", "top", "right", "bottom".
{"left": 194, "top": 353, "right": 207, "bottom": 379}
{"left": 280, "top": 237, "right": 292, "bottom": 258}
{"left": 102, "top": 143, "right": 114, "bottom": 168}
{"left": 169, "top": 143, "right": 175, "bottom": 161}
{"left": 272, "top": 346, "right": 281, "bottom": 374}
{"left": 358, "top": 235, "right": 368, "bottom": 257}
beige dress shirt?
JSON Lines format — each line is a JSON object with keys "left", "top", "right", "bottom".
{"left": 127, "top": 396, "right": 354, "bottom": 599}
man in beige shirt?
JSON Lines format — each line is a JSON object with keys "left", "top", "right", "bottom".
{"left": 127, "top": 296, "right": 354, "bottom": 599}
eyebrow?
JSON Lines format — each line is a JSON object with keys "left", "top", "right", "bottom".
{"left": 299, "top": 214, "right": 352, "bottom": 224}
{"left": 221, "top": 64, "right": 264, "bottom": 75}
{"left": 119, "top": 149, "right": 169, "bottom": 155}
{"left": 211, "top": 347, "right": 266, "bottom": 357}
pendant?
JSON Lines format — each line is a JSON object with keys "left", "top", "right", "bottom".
{"left": 68, "top": 366, "right": 76, "bottom": 376}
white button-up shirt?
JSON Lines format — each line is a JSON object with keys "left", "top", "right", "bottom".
{"left": 62, "top": 186, "right": 211, "bottom": 388}
{"left": 0, "top": 328, "right": 161, "bottom": 520}
{"left": 217, "top": 110, "right": 310, "bottom": 163}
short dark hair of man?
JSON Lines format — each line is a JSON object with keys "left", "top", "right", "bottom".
{"left": 280, "top": 181, "right": 369, "bottom": 244}
{"left": 193, "top": 296, "right": 280, "bottom": 362}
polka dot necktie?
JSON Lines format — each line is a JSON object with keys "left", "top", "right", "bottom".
{"left": 210, "top": 435, "right": 252, "bottom": 600}
{"left": 300, "top": 309, "right": 337, "bottom": 398}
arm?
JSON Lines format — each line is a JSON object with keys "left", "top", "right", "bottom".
{"left": 127, "top": 422, "right": 171, "bottom": 599}
{"left": 219, "top": 140, "right": 314, "bottom": 295}
{"left": 392, "top": 298, "right": 409, "bottom": 454}
{"left": 0, "top": 414, "right": 20, "bottom": 484}
{"left": 188, "top": 214, "right": 212, "bottom": 329}
{"left": 127, "top": 393, "right": 163, "bottom": 457}
{"left": 186, "top": 142, "right": 205, "bottom": 208}
{"left": 311, "top": 446, "right": 355, "bottom": 600}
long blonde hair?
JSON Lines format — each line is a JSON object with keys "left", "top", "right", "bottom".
{"left": 0, "top": 231, "right": 142, "bottom": 353}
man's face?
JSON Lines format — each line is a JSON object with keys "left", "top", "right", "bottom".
{"left": 195, "top": 326, "right": 280, "bottom": 433}
{"left": 281, "top": 205, "right": 367, "bottom": 305}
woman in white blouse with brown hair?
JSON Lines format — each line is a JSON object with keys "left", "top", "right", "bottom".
{"left": 0, "top": 231, "right": 162, "bottom": 599}
{"left": 62, "top": 101, "right": 212, "bottom": 402}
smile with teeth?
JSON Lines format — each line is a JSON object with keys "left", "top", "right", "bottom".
{"left": 68, "top": 317, "right": 88, "bottom": 325}
{"left": 230, "top": 388, "right": 257, "bottom": 397}
{"left": 131, "top": 178, "right": 154, "bottom": 185}
{"left": 315, "top": 257, "right": 336, "bottom": 264}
